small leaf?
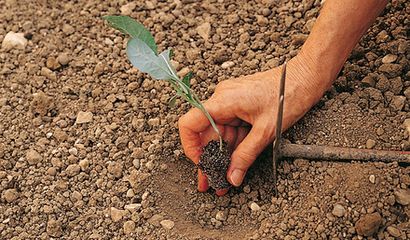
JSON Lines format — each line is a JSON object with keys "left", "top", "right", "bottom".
{"left": 182, "top": 71, "right": 193, "bottom": 88}
{"left": 168, "top": 95, "right": 178, "bottom": 107}
{"left": 103, "top": 15, "right": 157, "bottom": 54}
{"left": 126, "top": 38, "right": 177, "bottom": 80}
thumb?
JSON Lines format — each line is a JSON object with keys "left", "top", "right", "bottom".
{"left": 227, "top": 122, "right": 271, "bottom": 187}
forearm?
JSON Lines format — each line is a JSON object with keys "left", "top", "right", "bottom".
{"left": 298, "top": 0, "right": 388, "bottom": 94}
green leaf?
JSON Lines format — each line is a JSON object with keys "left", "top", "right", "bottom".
{"left": 168, "top": 95, "right": 178, "bottom": 107}
{"left": 126, "top": 38, "right": 177, "bottom": 80}
{"left": 103, "top": 15, "right": 157, "bottom": 54}
{"left": 182, "top": 71, "right": 193, "bottom": 88}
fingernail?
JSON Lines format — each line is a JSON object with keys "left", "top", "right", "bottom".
{"left": 230, "top": 169, "right": 244, "bottom": 186}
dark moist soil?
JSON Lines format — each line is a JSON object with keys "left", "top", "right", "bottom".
{"left": 198, "top": 140, "right": 231, "bottom": 190}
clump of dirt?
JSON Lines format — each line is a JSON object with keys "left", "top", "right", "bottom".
{"left": 198, "top": 140, "right": 231, "bottom": 190}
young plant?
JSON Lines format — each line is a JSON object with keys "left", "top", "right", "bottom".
{"left": 103, "top": 16, "right": 223, "bottom": 148}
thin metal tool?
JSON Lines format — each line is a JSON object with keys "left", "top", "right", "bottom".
{"left": 272, "top": 62, "right": 286, "bottom": 195}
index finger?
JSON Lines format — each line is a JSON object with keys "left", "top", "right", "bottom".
{"left": 178, "top": 107, "right": 211, "bottom": 164}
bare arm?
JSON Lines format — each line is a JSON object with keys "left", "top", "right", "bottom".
{"left": 299, "top": 0, "right": 388, "bottom": 98}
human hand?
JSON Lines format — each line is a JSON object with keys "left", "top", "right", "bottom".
{"left": 178, "top": 55, "right": 326, "bottom": 195}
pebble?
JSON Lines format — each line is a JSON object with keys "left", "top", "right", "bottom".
{"left": 147, "top": 118, "right": 160, "bottom": 127}
{"left": 2, "top": 189, "right": 19, "bottom": 203}
{"left": 369, "top": 175, "right": 375, "bottom": 184}
{"left": 110, "top": 207, "right": 127, "bottom": 222}
{"left": 46, "top": 57, "right": 61, "bottom": 70}
{"left": 57, "top": 53, "right": 70, "bottom": 66}
{"left": 386, "top": 226, "right": 401, "bottom": 238}
{"left": 196, "top": 22, "right": 211, "bottom": 41}
{"left": 390, "top": 96, "right": 405, "bottom": 112}
{"left": 41, "top": 67, "right": 57, "bottom": 81}
{"left": 148, "top": 214, "right": 164, "bottom": 226}
{"left": 76, "top": 111, "right": 93, "bottom": 124}
{"left": 361, "top": 75, "right": 376, "bottom": 87}
{"left": 403, "top": 119, "right": 410, "bottom": 137}
{"left": 78, "top": 159, "right": 89, "bottom": 171}
{"left": 160, "top": 220, "right": 175, "bottom": 230}
{"left": 355, "top": 212, "right": 382, "bottom": 237}
{"left": 331, "top": 204, "right": 345, "bottom": 217}
{"left": 366, "top": 139, "right": 376, "bottom": 149}
{"left": 26, "top": 149, "right": 42, "bottom": 165}
{"left": 62, "top": 24, "right": 75, "bottom": 35}
{"left": 120, "top": 2, "right": 136, "bottom": 15}
{"left": 68, "top": 147, "right": 78, "bottom": 156}
{"left": 124, "top": 203, "right": 141, "bottom": 213}
{"left": 46, "top": 219, "right": 62, "bottom": 237}
{"left": 65, "top": 164, "right": 80, "bottom": 177}
{"left": 394, "top": 188, "right": 410, "bottom": 205}
{"left": 381, "top": 54, "right": 398, "bottom": 64}
{"left": 215, "top": 211, "right": 226, "bottom": 221}
{"left": 379, "top": 63, "right": 402, "bottom": 78}
{"left": 2, "top": 31, "right": 27, "bottom": 50}
{"left": 221, "top": 61, "right": 235, "bottom": 69}
{"left": 126, "top": 189, "right": 135, "bottom": 198}
{"left": 107, "top": 162, "right": 123, "bottom": 178}
{"left": 250, "top": 202, "right": 261, "bottom": 211}
{"left": 123, "top": 221, "right": 135, "bottom": 234}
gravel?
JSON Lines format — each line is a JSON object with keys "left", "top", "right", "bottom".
{"left": 0, "top": 0, "right": 409, "bottom": 239}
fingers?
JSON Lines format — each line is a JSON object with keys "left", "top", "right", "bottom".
{"left": 227, "top": 122, "right": 271, "bottom": 187}
{"left": 179, "top": 105, "right": 218, "bottom": 164}
{"left": 198, "top": 169, "right": 209, "bottom": 192}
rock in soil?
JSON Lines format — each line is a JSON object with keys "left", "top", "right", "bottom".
{"left": 198, "top": 140, "right": 231, "bottom": 190}
{"left": 2, "top": 31, "right": 27, "bottom": 50}
{"left": 394, "top": 188, "right": 410, "bottom": 205}
{"left": 355, "top": 212, "right": 382, "bottom": 237}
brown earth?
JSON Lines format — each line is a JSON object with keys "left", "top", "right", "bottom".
{"left": 0, "top": 0, "right": 409, "bottom": 239}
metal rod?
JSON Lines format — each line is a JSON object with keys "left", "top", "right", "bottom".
{"left": 281, "top": 143, "right": 410, "bottom": 163}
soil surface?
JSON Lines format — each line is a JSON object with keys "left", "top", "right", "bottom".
{"left": 1, "top": 0, "right": 409, "bottom": 239}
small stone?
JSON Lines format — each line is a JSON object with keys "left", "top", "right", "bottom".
{"left": 196, "top": 22, "right": 211, "bottom": 41}
{"left": 110, "top": 207, "right": 127, "bottom": 222}
{"left": 332, "top": 204, "right": 345, "bottom": 217}
{"left": 262, "top": 8, "right": 271, "bottom": 17}
{"left": 394, "top": 189, "right": 410, "bottom": 205}
{"left": 315, "top": 224, "right": 325, "bottom": 233}
{"left": 390, "top": 96, "right": 406, "bottom": 112}
{"left": 366, "top": 139, "right": 376, "bottom": 149}
{"left": 243, "top": 185, "right": 251, "bottom": 194}
{"left": 26, "top": 149, "right": 41, "bottom": 165}
{"left": 62, "top": 24, "right": 75, "bottom": 35}
{"left": 386, "top": 226, "right": 401, "bottom": 238}
{"left": 2, "top": 31, "right": 27, "bottom": 50}
{"left": 160, "top": 220, "right": 175, "bottom": 230}
{"left": 381, "top": 54, "right": 398, "bottom": 64}
{"left": 126, "top": 189, "right": 135, "bottom": 198}
{"left": 355, "top": 212, "right": 382, "bottom": 237}
{"left": 148, "top": 214, "right": 164, "bottom": 226}
{"left": 68, "top": 147, "right": 78, "bottom": 156}
{"left": 177, "top": 67, "right": 190, "bottom": 78}
{"left": 215, "top": 211, "right": 226, "bottom": 221}
{"left": 41, "top": 67, "right": 57, "bottom": 81}
{"left": 46, "top": 57, "right": 61, "bottom": 70}
{"left": 94, "top": 62, "right": 105, "bottom": 75}
{"left": 361, "top": 75, "right": 376, "bottom": 87}
{"left": 124, "top": 203, "right": 141, "bottom": 213}
{"left": 107, "top": 162, "right": 123, "bottom": 178}
{"left": 250, "top": 202, "right": 261, "bottom": 211}
{"left": 403, "top": 119, "right": 410, "bottom": 136}
{"left": 65, "top": 164, "right": 80, "bottom": 177}
{"left": 256, "top": 15, "right": 268, "bottom": 26}
{"left": 57, "top": 53, "right": 70, "bottom": 66}
{"left": 379, "top": 64, "right": 402, "bottom": 78}
{"left": 147, "top": 118, "right": 160, "bottom": 126}
{"left": 284, "top": 16, "right": 295, "bottom": 27}
{"left": 221, "top": 61, "right": 235, "bottom": 69}
{"left": 76, "top": 111, "right": 93, "bottom": 124}
{"left": 369, "top": 175, "right": 376, "bottom": 184}
{"left": 78, "top": 159, "right": 89, "bottom": 171}
{"left": 47, "top": 219, "right": 62, "bottom": 237}
{"left": 2, "top": 189, "right": 19, "bottom": 203}
{"left": 404, "top": 87, "right": 410, "bottom": 100}
{"left": 47, "top": 167, "right": 57, "bottom": 176}
{"left": 120, "top": 2, "right": 136, "bottom": 15}
{"left": 123, "top": 221, "right": 135, "bottom": 234}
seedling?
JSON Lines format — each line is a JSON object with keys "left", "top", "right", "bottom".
{"left": 103, "top": 16, "right": 223, "bottom": 147}
{"left": 104, "top": 16, "right": 231, "bottom": 190}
